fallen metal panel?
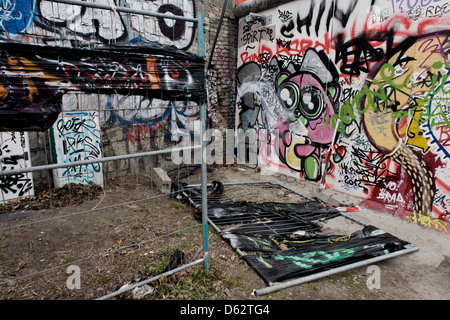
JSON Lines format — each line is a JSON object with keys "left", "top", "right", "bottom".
{"left": 174, "top": 181, "right": 419, "bottom": 295}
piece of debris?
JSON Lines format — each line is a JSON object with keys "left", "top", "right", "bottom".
{"left": 117, "top": 282, "right": 154, "bottom": 300}
{"left": 336, "top": 206, "right": 360, "bottom": 212}
{"left": 131, "top": 284, "right": 154, "bottom": 299}
{"left": 162, "top": 249, "right": 185, "bottom": 273}
{"left": 153, "top": 167, "right": 172, "bottom": 194}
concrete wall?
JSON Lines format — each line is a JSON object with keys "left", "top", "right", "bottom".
{"left": 235, "top": 0, "right": 450, "bottom": 232}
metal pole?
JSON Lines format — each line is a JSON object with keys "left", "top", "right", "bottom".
{"left": 187, "top": 180, "right": 274, "bottom": 188}
{"left": 207, "top": 217, "right": 246, "bottom": 257}
{"left": 206, "top": 0, "right": 229, "bottom": 73}
{"left": 96, "top": 258, "right": 205, "bottom": 300}
{"left": 252, "top": 244, "right": 419, "bottom": 296}
{"left": 337, "top": 211, "right": 370, "bottom": 227}
{"left": 50, "top": 0, "right": 199, "bottom": 22}
{"left": 0, "top": 145, "right": 200, "bottom": 176}
{"left": 269, "top": 181, "right": 315, "bottom": 201}
{"left": 197, "top": 13, "right": 209, "bottom": 275}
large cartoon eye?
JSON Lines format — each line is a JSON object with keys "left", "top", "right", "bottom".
{"left": 299, "top": 88, "right": 323, "bottom": 120}
{"left": 278, "top": 82, "right": 300, "bottom": 111}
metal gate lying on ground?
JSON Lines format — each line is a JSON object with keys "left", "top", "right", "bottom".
{"left": 174, "top": 180, "right": 419, "bottom": 296}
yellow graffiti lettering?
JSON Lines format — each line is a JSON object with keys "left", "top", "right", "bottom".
{"left": 407, "top": 212, "right": 449, "bottom": 233}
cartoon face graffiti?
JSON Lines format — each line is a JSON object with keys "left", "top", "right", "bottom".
{"left": 275, "top": 49, "right": 340, "bottom": 180}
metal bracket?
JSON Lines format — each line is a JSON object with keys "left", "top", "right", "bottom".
{"left": 245, "top": 12, "right": 272, "bottom": 26}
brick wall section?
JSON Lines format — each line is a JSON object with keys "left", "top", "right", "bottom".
{"left": 203, "top": 2, "right": 238, "bottom": 131}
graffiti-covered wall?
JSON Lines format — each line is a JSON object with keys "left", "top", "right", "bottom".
{"left": 0, "top": 0, "right": 239, "bottom": 199}
{"left": 235, "top": 0, "right": 450, "bottom": 232}
{"left": 0, "top": 132, "right": 34, "bottom": 202}
{"left": 1, "top": 0, "right": 197, "bottom": 49}
{"left": 0, "top": 0, "right": 230, "bottom": 191}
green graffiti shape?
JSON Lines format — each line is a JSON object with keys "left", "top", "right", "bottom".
{"left": 273, "top": 248, "right": 357, "bottom": 270}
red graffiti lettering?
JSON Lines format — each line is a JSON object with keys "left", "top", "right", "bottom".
{"left": 240, "top": 44, "right": 273, "bottom": 65}
{"left": 436, "top": 125, "right": 450, "bottom": 146}
{"left": 276, "top": 32, "right": 332, "bottom": 57}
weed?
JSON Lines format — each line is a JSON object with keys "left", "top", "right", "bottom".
{"left": 97, "top": 274, "right": 111, "bottom": 285}
{"left": 148, "top": 261, "right": 242, "bottom": 300}
{"left": 304, "top": 281, "right": 321, "bottom": 292}
{"left": 62, "top": 255, "right": 76, "bottom": 264}
{"left": 0, "top": 252, "right": 13, "bottom": 268}
{"left": 170, "top": 202, "right": 185, "bottom": 210}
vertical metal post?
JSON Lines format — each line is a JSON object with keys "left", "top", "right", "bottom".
{"left": 197, "top": 13, "right": 209, "bottom": 274}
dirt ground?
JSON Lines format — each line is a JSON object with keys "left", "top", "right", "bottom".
{"left": 1, "top": 165, "right": 449, "bottom": 300}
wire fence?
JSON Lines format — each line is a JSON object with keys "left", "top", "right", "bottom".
{"left": 0, "top": 2, "right": 209, "bottom": 300}
{"left": 0, "top": 131, "right": 208, "bottom": 300}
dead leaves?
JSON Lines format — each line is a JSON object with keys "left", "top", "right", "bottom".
{"left": 0, "top": 183, "right": 103, "bottom": 214}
